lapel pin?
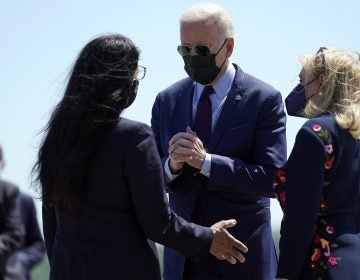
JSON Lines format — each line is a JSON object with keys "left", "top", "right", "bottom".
{"left": 234, "top": 95, "right": 242, "bottom": 101}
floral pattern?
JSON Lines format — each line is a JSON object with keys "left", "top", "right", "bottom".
{"left": 309, "top": 123, "right": 341, "bottom": 279}
{"left": 273, "top": 123, "right": 341, "bottom": 279}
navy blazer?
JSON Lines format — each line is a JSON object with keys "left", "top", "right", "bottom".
{"left": 17, "top": 193, "right": 45, "bottom": 280}
{"left": 0, "top": 180, "right": 24, "bottom": 280}
{"left": 274, "top": 115, "right": 360, "bottom": 279}
{"left": 151, "top": 64, "right": 287, "bottom": 280}
{"left": 42, "top": 118, "right": 212, "bottom": 280}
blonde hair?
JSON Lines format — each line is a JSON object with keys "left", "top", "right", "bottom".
{"left": 301, "top": 48, "right": 360, "bottom": 139}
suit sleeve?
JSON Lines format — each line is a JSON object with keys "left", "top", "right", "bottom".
{"left": 0, "top": 185, "right": 24, "bottom": 260}
{"left": 277, "top": 125, "right": 325, "bottom": 279}
{"left": 42, "top": 204, "right": 56, "bottom": 263}
{"left": 17, "top": 195, "right": 45, "bottom": 269}
{"left": 124, "top": 124, "right": 212, "bottom": 259}
{"left": 209, "top": 91, "right": 287, "bottom": 197}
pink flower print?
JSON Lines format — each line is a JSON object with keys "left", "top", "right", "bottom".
{"left": 328, "top": 256, "right": 338, "bottom": 266}
{"left": 312, "top": 124, "right": 322, "bottom": 131}
{"left": 325, "top": 144, "right": 333, "bottom": 154}
{"left": 326, "top": 226, "right": 334, "bottom": 234}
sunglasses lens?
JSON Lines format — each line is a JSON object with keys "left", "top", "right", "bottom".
{"left": 177, "top": 45, "right": 191, "bottom": 56}
{"left": 195, "top": 45, "right": 211, "bottom": 56}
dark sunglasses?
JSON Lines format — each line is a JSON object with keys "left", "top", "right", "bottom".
{"left": 177, "top": 39, "right": 227, "bottom": 57}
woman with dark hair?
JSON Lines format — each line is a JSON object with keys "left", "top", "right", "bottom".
{"left": 33, "top": 34, "right": 247, "bottom": 280}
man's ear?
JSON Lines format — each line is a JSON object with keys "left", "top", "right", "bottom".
{"left": 226, "top": 37, "right": 234, "bottom": 58}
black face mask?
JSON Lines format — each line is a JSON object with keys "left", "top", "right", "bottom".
{"left": 183, "top": 40, "right": 227, "bottom": 85}
{"left": 122, "top": 79, "right": 139, "bottom": 109}
{"left": 285, "top": 84, "right": 306, "bottom": 116}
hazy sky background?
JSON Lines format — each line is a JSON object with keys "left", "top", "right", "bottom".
{"left": 1, "top": 0, "right": 359, "bottom": 231}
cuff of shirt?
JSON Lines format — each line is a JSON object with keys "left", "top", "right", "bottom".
{"left": 200, "top": 153, "right": 211, "bottom": 177}
{"left": 164, "top": 157, "right": 181, "bottom": 183}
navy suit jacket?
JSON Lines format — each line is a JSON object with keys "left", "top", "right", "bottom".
{"left": 0, "top": 180, "right": 24, "bottom": 280}
{"left": 17, "top": 193, "right": 45, "bottom": 280}
{"left": 151, "top": 64, "right": 287, "bottom": 280}
{"left": 275, "top": 115, "right": 360, "bottom": 279}
{"left": 42, "top": 119, "right": 212, "bottom": 280}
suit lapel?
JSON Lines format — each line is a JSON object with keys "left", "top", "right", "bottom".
{"left": 207, "top": 67, "right": 246, "bottom": 152}
{"left": 172, "top": 81, "right": 194, "bottom": 132}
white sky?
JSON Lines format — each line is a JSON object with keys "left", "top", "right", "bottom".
{"left": 1, "top": 0, "right": 359, "bottom": 230}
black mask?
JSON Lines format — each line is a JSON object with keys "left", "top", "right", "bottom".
{"left": 183, "top": 40, "right": 227, "bottom": 85}
{"left": 285, "top": 84, "right": 306, "bottom": 116}
{"left": 122, "top": 80, "right": 139, "bottom": 109}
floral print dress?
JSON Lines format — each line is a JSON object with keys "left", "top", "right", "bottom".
{"left": 274, "top": 115, "right": 360, "bottom": 279}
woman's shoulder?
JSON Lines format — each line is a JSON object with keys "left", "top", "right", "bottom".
{"left": 301, "top": 114, "right": 336, "bottom": 132}
{"left": 113, "top": 117, "right": 152, "bottom": 138}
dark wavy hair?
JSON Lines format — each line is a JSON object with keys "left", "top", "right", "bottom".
{"left": 33, "top": 34, "right": 140, "bottom": 218}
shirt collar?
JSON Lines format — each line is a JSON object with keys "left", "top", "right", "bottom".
{"left": 196, "top": 63, "right": 235, "bottom": 99}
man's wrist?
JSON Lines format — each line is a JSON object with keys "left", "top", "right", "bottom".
{"left": 169, "top": 160, "right": 183, "bottom": 174}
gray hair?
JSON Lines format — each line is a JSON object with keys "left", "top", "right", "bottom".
{"left": 180, "top": 2, "right": 234, "bottom": 40}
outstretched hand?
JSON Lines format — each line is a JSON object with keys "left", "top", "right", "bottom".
{"left": 210, "top": 219, "right": 248, "bottom": 264}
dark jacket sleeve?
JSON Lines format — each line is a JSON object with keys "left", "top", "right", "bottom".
{"left": 0, "top": 182, "right": 24, "bottom": 262}
{"left": 208, "top": 91, "right": 287, "bottom": 197}
{"left": 17, "top": 193, "right": 45, "bottom": 269}
{"left": 125, "top": 123, "right": 212, "bottom": 260}
{"left": 42, "top": 204, "right": 56, "bottom": 263}
{"left": 277, "top": 124, "right": 326, "bottom": 279}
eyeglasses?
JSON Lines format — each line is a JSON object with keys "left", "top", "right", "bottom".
{"left": 177, "top": 39, "right": 227, "bottom": 57}
{"left": 135, "top": 65, "right": 146, "bottom": 80}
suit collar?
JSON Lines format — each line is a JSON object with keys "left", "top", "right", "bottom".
{"left": 207, "top": 64, "right": 247, "bottom": 152}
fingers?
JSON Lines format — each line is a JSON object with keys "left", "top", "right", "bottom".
{"left": 224, "top": 230, "right": 248, "bottom": 254}
{"left": 229, "top": 247, "right": 246, "bottom": 263}
{"left": 169, "top": 132, "right": 196, "bottom": 147}
{"left": 222, "top": 252, "right": 237, "bottom": 264}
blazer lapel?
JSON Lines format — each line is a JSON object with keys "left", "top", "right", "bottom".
{"left": 172, "top": 80, "right": 194, "bottom": 133}
{"left": 207, "top": 67, "right": 246, "bottom": 152}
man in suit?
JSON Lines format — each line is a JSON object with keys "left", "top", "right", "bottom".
{"left": 151, "top": 3, "right": 287, "bottom": 279}
{"left": 17, "top": 192, "right": 45, "bottom": 280}
{"left": 0, "top": 145, "right": 24, "bottom": 280}
{"left": 0, "top": 145, "right": 45, "bottom": 280}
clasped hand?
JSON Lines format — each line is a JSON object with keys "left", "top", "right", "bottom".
{"left": 168, "top": 127, "right": 206, "bottom": 173}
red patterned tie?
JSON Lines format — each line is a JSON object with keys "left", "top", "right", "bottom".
{"left": 192, "top": 85, "right": 213, "bottom": 148}
{"left": 191, "top": 85, "right": 213, "bottom": 225}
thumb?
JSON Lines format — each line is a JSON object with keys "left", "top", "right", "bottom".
{"left": 222, "top": 219, "right": 237, "bottom": 229}
{"left": 186, "top": 126, "right": 197, "bottom": 136}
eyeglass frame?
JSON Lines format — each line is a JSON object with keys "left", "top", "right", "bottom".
{"left": 135, "top": 65, "right": 146, "bottom": 80}
{"left": 177, "top": 39, "right": 227, "bottom": 57}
